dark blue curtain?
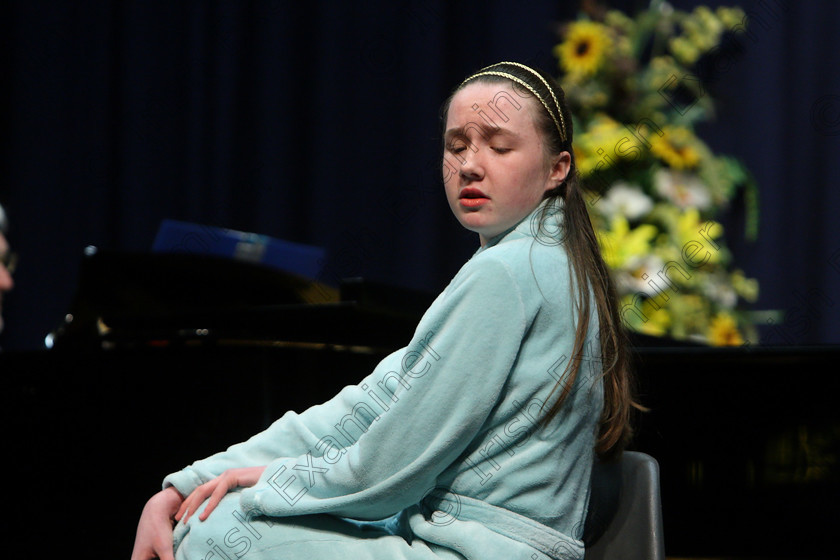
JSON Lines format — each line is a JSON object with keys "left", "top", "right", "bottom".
{"left": 2, "top": 0, "right": 838, "bottom": 351}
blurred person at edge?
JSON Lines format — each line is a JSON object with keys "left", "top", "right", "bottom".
{"left": 0, "top": 202, "right": 15, "bottom": 335}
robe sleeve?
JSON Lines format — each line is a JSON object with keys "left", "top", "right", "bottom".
{"left": 166, "top": 254, "right": 530, "bottom": 521}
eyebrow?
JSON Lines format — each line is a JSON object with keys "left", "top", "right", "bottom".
{"left": 444, "top": 124, "right": 519, "bottom": 142}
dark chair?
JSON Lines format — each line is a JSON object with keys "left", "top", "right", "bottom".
{"left": 583, "top": 451, "right": 665, "bottom": 560}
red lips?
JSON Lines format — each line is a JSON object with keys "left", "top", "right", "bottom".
{"left": 459, "top": 187, "right": 489, "bottom": 208}
{"left": 459, "top": 187, "right": 488, "bottom": 199}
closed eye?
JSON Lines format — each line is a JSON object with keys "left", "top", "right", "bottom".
{"left": 492, "top": 147, "right": 511, "bottom": 154}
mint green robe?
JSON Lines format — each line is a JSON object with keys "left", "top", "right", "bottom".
{"left": 164, "top": 200, "right": 603, "bottom": 559}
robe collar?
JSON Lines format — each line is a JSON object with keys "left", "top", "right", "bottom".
{"left": 474, "top": 197, "right": 565, "bottom": 256}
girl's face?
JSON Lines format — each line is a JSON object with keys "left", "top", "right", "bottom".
{"left": 443, "top": 81, "right": 569, "bottom": 246}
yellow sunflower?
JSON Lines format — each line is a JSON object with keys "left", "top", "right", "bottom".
{"left": 675, "top": 208, "right": 723, "bottom": 265}
{"left": 555, "top": 21, "right": 612, "bottom": 77}
{"left": 707, "top": 312, "right": 744, "bottom": 346}
{"left": 650, "top": 126, "right": 702, "bottom": 169}
{"left": 597, "top": 215, "right": 658, "bottom": 269}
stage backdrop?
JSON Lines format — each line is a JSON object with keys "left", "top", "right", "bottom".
{"left": 2, "top": 0, "right": 839, "bottom": 351}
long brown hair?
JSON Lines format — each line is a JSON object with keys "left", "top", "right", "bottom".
{"left": 442, "top": 62, "right": 640, "bottom": 461}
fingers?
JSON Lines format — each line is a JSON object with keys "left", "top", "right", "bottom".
{"left": 174, "top": 467, "right": 267, "bottom": 524}
{"left": 174, "top": 500, "right": 188, "bottom": 522}
{"left": 198, "top": 478, "right": 231, "bottom": 521}
{"left": 178, "top": 479, "right": 218, "bottom": 524}
{"left": 178, "top": 471, "right": 231, "bottom": 524}
{"left": 178, "top": 494, "right": 200, "bottom": 524}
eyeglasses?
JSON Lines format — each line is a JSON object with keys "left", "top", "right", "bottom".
{"left": 1, "top": 252, "right": 17, "bottom": 275}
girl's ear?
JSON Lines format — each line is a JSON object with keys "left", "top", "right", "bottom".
{"left": 549, "top": 151, "right": 572, "bottom": 185}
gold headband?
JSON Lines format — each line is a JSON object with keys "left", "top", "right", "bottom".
{"left": 460, "top": 62, "right": 567, "bottom": 142}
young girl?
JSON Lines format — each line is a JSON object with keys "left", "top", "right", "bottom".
{"left": 131, "top": 61, "right": 635, "bottom": 560}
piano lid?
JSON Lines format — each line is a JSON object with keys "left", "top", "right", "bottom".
{"left": 48, "top": 248, "right": 435, "bottom": 352}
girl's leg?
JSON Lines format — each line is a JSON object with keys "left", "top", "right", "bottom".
{"left": 173, "top": 491, "right": 463, "bottom": 560}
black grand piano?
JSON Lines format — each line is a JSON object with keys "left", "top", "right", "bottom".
{"left": 2, "top": 248, "right": 837, "bottom": 559}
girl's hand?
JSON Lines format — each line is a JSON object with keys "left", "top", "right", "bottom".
{"left": 176, "top": 466, "right": 266, "bottom": 524}
{"left": 130, "top": 486, "right": 184, "bottom": 560}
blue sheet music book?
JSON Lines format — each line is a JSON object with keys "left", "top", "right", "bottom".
{"left": 152, "top": 219, "right": 326, "bottom": 281}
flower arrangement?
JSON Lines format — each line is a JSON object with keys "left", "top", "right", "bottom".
{"left": 553, "top": 0, "right": 759, "bottom": 345}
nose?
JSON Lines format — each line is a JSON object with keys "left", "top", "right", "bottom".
{"left": 458, "top": 148, "right": 483, "bottom": 182}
